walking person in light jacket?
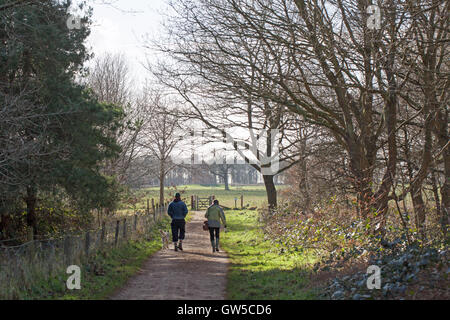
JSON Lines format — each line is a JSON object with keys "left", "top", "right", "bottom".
{"left": 205, "top": 199, "right": 227, "bottom": 253}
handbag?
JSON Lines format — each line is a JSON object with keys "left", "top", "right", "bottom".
{"left": 203, "top": 220, "right": 209, "bottom": 231}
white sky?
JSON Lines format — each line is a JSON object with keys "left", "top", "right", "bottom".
{"left": 79, "top": 0, "right": 169, "bottom": 89}
{"left": 73, "top": 1, "right": 274, "bottom": 177}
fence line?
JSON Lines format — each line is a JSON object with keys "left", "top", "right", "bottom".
{"left": 190, "top": 194, "right": 244, "bottom": 210}
{"left": 0, "top": 202, "right": 169, "bottom": 299}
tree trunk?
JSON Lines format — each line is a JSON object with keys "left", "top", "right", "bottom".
{"left": 411, "top": 186, "right": 426, "bottom": 238}
{"left": 299, "top": 137, "right": 310, "bottom": 213}
{"left": 25, "top": 185, "right": 38, "bottom": 237}
{"left": 430, "top": 171, "right": 444, "bottom": 236}
{"left": 0, "top": 215, "right": 11, "bottom": 240}
{"left": 224, "top": 170, "right": 230, "bottom": 191}
{"left": 439, "top": 140, "right": 449, "bottom": 237}
{"left": 430, "top": 173, "right": 441, "bottom": 216}
{"left": 347, "top": 139, "right": 375, "bottom": 218}
{"left": 435, "top": 112, "right": 449, "bottom": 237}
{"left": 159, "top": 162, "right": 165, "bottom": 207}
{"left": 355, "top": 174, "right": 374, "bottom": 219}
{"left": 263, "top": 174, "right": 277, "bottom": 209}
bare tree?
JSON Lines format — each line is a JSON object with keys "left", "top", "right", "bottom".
{"left": 87, "top": 52, "right": 147, "bottom": 185}
{"left": 203, "top": 159, "right": 231, "bottom": 190}
{"left": 395, "top": 1, "right": 449, "bottom": 236}
{"left": 150, "top": 11, "right": 303, "bottom": 207}
{"left": 87, "top": 52, "right": 131, "bottom": 106}
{"left": 138, "top": 91, "right": 180, "bottom": 206}
{"left": 153, "top": 0, "right": 448, "bottom": 230}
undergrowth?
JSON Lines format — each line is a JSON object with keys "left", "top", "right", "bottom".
{"left": 261, "top": 200, "right": 449, "bottom": 300}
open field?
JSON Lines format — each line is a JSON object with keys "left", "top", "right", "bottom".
{"left": 116, "top": 184, "right": 283, "bottom": 217}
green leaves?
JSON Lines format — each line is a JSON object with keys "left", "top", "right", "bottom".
{"left": 0, "top": 0, "right": 123, "bottom": 230}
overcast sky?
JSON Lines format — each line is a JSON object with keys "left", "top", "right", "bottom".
{"left": 72, "top": 1, "right": 271, "bottom": 174}
{"left": 80, "top": 0, "right": 169, "bottom": 88}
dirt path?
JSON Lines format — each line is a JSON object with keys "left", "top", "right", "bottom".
{"left": 110, "top": 211, "right": 229, "bottom": 300}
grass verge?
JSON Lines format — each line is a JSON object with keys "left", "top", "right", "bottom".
{"left": 26, "top": 218, "right": 171, "bottom": 300}
{"left": 221, "top": 210, "right": 319, "bottom": 299}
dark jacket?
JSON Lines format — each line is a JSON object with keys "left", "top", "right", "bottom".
{"left": 168, "top": 199, "right": 188, "bottom": 220}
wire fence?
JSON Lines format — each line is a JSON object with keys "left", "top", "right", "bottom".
{"left": 0, "top": 203, "right": 169, "bottom": 299}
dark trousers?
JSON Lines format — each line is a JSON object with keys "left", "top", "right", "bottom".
{"left": 171, "top": 219, "right": 185, "bottom": 242}
{"left": 208, "top": 227, "right": 220, "bottom": 242}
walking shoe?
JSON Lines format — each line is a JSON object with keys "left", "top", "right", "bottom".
{"left": 178, "top": 242, "right": 183, "bottom": 251}
{"left": 211, "top": 240, "right": 216, "bottom": 253}
{"left": 215, "top": 238, "right": 220, "bottom": 252}
{"left": 174, "top": 243, "right": 178, "bottom": 251}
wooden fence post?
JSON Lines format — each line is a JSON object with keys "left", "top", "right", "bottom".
{"left": 100, "top": 222, "right": 106, "bottom": 248}
{"left": 134, "top": 214, "right": 138, "bottom": 231}
{"left": 241, "top": 195, "right": 244, "bottom": 209}
{"left": 114, "top": 220, "right": 120, "bottom": 246}
{"left": 146, "top": 199, "right": 150, "bottom": 215}
{"left": 151, "top": 198, "right": 155, "bottom": 214}
{"left": 27, "top": 228, "right": 34, "bottom": 242}
{"left": 85, "top": 231, "right": 90, "bottom": 257}
{"left": 191, "top": 195, "right": 194, "bottom": 210}
{"left": 26, "top": 241, "right": 35, "bottom": 265}
{"left": 64, "top": 236, "right": 72, "bottom": 265}
{"left": 123, "top": 218, "right": 127, "bottom": 240}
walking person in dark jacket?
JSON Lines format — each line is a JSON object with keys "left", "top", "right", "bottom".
{"left": 205, "top": 199, "right": 227, "bottom": 253}
{"left": 167, "top": 193, "right": 188, "bottom": 251}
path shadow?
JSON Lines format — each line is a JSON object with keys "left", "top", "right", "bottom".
{"left": 181, "top": 250, "right": 229, "bottom": 260}
{"left": 227, "top": 266, "right": 320, "bottom": 300}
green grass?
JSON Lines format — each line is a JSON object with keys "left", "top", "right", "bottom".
{"left": 222, "top": 210, "right": 319, "bottom": 300}
{"left": 120, "top": 184, "right": 280, "bottom": 213}
{"left": 26, "top": 218, "right": 171, "bottom": 300}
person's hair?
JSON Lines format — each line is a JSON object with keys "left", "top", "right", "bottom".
{"left": 213, "top": 199, "right": 219, "bottom": 205}
{"left": 175, "top": 193, "right": 181, "bottom": 200}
